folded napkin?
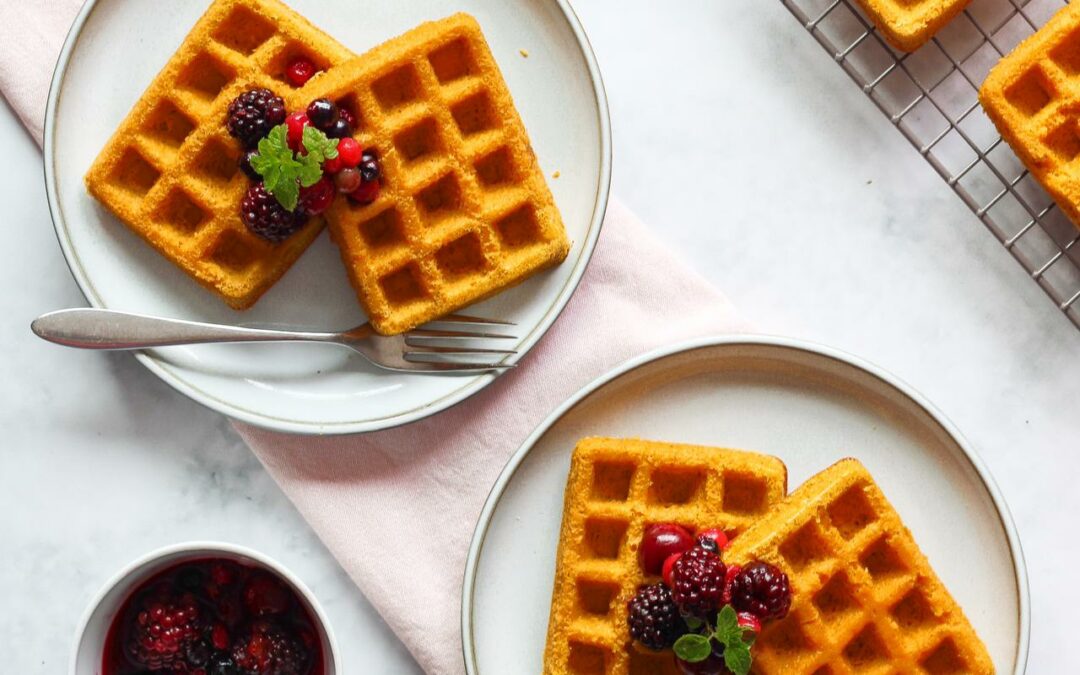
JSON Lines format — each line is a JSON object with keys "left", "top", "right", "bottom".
{"left": 6, "top": 4, "right": 749, "bottom": 673}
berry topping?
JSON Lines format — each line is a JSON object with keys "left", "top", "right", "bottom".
{"left": 322, "top": 156, "right": 343, "bottom": 174}
{"left": 240, "top": 149, "right": 262, "bottom": 181}
{"left": 297, "top": 177, "right": 336, "bottom": 218}
{"left": 728, "top": 562, "right": 791, "bottom": 621}
{"left": 227, "top": 89, "right": 287, "bottom": 149}
{"left": 348, "top": 177, "right": 380, "bottom": 205}
{"left": 231, "top": 620, "right": 312, "bottom": 675}
{"left": 358, "top": 149, "right": 380, "bottom": 183}
{"left": 670, "top": 546, "right": 726, "bottom": 618}
{"left": 125, "top": 592, "right": 201, "bottom": 670}
{"left": 697, "top": 528, "right": 729, "bottom": 552}
{"left": 337, "top": 106, "right": 357, "bottom": 129}
{"left": 662, "top": 552, "right": 682, "bottom": 587}
{"left": 627, "top": 583, "right": 685, "bottom": 651}
{"left": 675, "top": 652, "right": 729, "bottom": 675}
{"left": 306, "top": 98, "right": 339, "bottom": 130}
{"left": 209, "top": 654, "right": 240, "bottom": 675}
{"left": 325, "top": 118, "right": 352, "bottom": 139}
{"left": 640, "top": 523, "right": 694, "bottom": 576}
{"left": 336, "top": 137, "right": 363, "bottom": 167}
{"left": 736, "top": 612, "right": 761, "bottom": 635}
{"left": 211, "top": 623, "right": 231, "bottom": 650}
{"left": 720, "top": 564, "right": 741, "bottom": 606}
{"left": 243, "top": 573, "right": 291, "bottom": 616}
{"left": 334, "top": 168, "right": 362, "bottom": 194}
{"left": 285, "top": 112, "right": 310, "bottom": 152}
{"left": 285, "top": 58, "right": 316, "bottom": 87}
{"left": 241, "top": 183, "right": 304, "bottom": 242}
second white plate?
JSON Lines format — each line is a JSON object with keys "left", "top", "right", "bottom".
{"left": 44, "top": 0, "right": 609, "bottom": 434}
{"left": 463, "top": 336, "right": 1028, "bottom": 674}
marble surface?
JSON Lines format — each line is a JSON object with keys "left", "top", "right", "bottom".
{"left": 2, "top": 0, "right": 1078, "bottom": 671}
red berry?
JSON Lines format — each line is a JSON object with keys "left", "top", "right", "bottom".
{"left": 336, "top": 137, "right": 363, "bottom": 167}
{"left": 297, "top": 177, "right": 335, "bottom": 217}
{"left": 697, "top": 528, "right": 729, "bottom": 552}
{"left": 323, "top": 155, "right": 343, "bottom": 174}
{"left": 243, "top": 573, "right": 291, "bottom": 616}
{"left": 211, "top": 623, "right": 230, "bottom": 651}
{"left": 661, "top": 552, "right": 682, "bottom": 587}
{"left": 721, "top": 563, "right": 742, "bottom": 606}
{"left": 286, "top": 112, "right": 309, "bottom": 152}
{"left": 670, "top": 547, "right": 726, "bottom": 618}
{"left": 348, "top": 178, "right": 380, "bottom": 205}
{"left": 640, "top": 524, "right": 694, "bottom": 576}
{"left": 737, "top": 611, "right": 762, "bottom": 634}
{"left": 334, "top": 168, "right": 362, "bottom": 194}
{"left": 286, "top": 58, "right": 316, "bottom": 87}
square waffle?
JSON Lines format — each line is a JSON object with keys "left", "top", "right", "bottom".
{"left": 303, "top": 13, "right": 570, "bottom": 335}
{"left": 84, "top": 0, "right": 355, "bottom": 309}
{"left": 724, "top": 458, "right": 993, "bottom": 674}
{"left": 543, "top": 437, "right": 788, "bottom": 675}
{"left": 853, "top": 0, "right": 971, "bottom": 52}
{"left": 981, "top": 3, "right": 1080, "bottom": 232}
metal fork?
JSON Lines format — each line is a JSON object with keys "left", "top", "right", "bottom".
{"left": 30, "top": 308, "right": 518, "bottom": 374}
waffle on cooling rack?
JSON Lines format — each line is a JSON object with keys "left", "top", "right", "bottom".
{"left": 981, "top": 3, "right": 1080, "bottom": 232}
{"left": 543, "top": 437, "right": 787, "bottom": 675}
{"left": 305, "top": 13, "right": 570, "bottom": 335}
{"left": 85, "top": 0, "right": 355, "bottom": 309}
{"left": 853, "top": 0, "right": 972, "bottom": 52}
{"left": 724, "top": 458, "right": 993, "bottom": 674}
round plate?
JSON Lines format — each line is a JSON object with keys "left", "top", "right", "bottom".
{"left": 43, "top": 0, "right": 610, "bottom": 434}
{"left": 462, "top": 337, "right": 1029, "bottom": 674}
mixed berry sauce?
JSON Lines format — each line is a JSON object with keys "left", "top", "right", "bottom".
{"left": 102, "top": 557, "right": 323, "bottom": 675}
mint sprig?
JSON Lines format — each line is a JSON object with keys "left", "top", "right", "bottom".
{"left": 248, "top": 124, "right": 339, "bottom": 211}
{"left": 672, "top": 605, "right": 756, "bottom": 675}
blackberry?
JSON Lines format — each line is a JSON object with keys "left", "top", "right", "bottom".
{"left": 240, "top": 184, "right": 305, "bottom": 243}
{"left": 670, "top": 546, "right": 726, "bottom": 619}
{"left": 227, "top": 89, "right": 287, "bottom": 148}
{"left": 358, "top": 150, "right": 380, "bottom": 183}
{"left": 627, "top": 583, "right": 684, "bottom": 651}
{"left": 125, "top": 592, "right": 202, "bottom": 671}
{"left": 728, "top": 562, "right": 792, "bottom": 621}
{"left": 232, "top": 620, "right": 312, "bottom": 675}
{"left": 306, "top": 98, "right": 339, "bottom": 130}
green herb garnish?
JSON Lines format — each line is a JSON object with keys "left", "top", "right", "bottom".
{"left": 248, "top": 124, "right": 339, "bottom": 211}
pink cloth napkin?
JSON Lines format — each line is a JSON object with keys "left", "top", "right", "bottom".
{"left": 6, "top": 4, "right": 749, "bottom": 673}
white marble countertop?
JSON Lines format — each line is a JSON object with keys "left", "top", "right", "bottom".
{"left": 3, "top": 1, "right": 1078, "bottom": 671}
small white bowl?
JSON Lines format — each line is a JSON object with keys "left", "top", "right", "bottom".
{"left": 70, "top": 541, "right": 340, "bottom": 675}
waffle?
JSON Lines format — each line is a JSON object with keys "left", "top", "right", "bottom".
{"left": 543, "top": 437, "right": 788, "bottom": 675}
{"left": 304, "top": 13, "right": 570, "bottom": 335}
{"left": 84, "top": 0, "right": 355, "bottom": 309}
{"left": 980, "top": 3, "right": 1080, "bottom": 232}
{"left": 724, "top": 459, "right": 993, "bottom": 674}
{"left": 853, "top": 0, "right": 971, "bottom": 52}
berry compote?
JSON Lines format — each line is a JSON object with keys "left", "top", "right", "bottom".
{"left": 102, "top": 558, "right": 324, "bottom": 675}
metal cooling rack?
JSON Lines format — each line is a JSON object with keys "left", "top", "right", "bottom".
{"left": 782, "top": 0, "right": 1080, "bottom": 329}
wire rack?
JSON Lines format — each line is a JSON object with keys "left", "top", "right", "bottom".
{"left": 782, "top": 0, "right": 1080, "bottom": 329}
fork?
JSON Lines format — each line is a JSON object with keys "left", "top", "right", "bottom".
{"left": 30, "top": 308, "right": 518, "bottom": 374}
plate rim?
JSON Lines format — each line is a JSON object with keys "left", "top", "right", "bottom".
{"left": 42, "top": 0, "right": 612, "bottom": 435}
{"left": 460, "top": 334, "right": 1031, "bottom": 674}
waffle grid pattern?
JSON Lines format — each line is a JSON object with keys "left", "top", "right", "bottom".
{"left": 85, "top": 0, "right": 355, "bottom": 309}
{"left": 543, "top": 438, "right": 787, "bottom": 675}
{"left": 725, "top": 459, "right": 993, "bottom": 674}
{"left": 309, "top": 14, "right": 569, "bottom": 334}
{"left": 782, "top": 0, "right": 1080, "bottom": 332}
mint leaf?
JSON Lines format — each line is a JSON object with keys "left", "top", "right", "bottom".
{"left": 683, "top": 615, "right": 704, "bottom": 631}
{"left": 710, "top": 605, "right": 755, "bottom": 675}
{"left": 673, "top": 634, "right": 711, "bottom": 663}
{"left": 723, "top": 644, "right": 752, "bottom": 675}
{"left": 714, "top": 605, "right": 740, "bottom": 642}
{"left": 302, "top": 124, "right": 339, "bottom": 164}
{"left": 247, "top": 124, "right": 334, "bottom": 210}
{"left": 296, "top": 157, "right": 324, "bottom": 188}
{"left": 274, "top": 178, "right": 300, "bottom": 212}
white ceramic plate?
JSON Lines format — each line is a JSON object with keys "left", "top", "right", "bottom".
{"left": 44, "top": 0, "right": 609, "bottom": 434}
{"left": 463, "top": 337, "right": 1029, "bottom": 674}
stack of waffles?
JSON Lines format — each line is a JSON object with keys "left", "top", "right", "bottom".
{"left": 543, "top": 439, "right": 994, "bottom": 675}
{"left": 981, "top": 2, "right": 1080, "bottom": 232}
{"left": 85, "top": 0, "right": 569, "bottom": 334}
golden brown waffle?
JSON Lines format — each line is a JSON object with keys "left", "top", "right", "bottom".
{"left": 85, "top": 0, "right": 355, "bottom": 309}
{"left": 543, "top": 437, "right": 788, "bottom": 675}
{"left": 981, "top": 3, "right": 1080, "bottom": 232}
{"left": 853, "top": 0, "right": 971, "bottom": 52}
{"left": 725, "top": 459, "right": 993, "bottom": 674}
{"left": 304, "top": 13, "right": 570, "bottom": 335}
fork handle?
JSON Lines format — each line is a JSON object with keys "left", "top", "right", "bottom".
{"left": 31, "top": 308, "right": 339, "bottom": 350}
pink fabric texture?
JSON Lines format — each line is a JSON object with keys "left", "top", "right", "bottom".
{"left": 5, "top": 4, "right": 748, "bottom": 673}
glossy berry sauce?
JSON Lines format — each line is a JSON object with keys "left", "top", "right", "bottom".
{"left": 102, "top": 558, "right": 324, "bottom": 675}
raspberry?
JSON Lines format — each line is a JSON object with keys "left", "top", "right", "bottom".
{"left": 125, "top": 592, "right": 202, "bottom": 670}
{"left": 729, "top": 562, "right": 792, "bottom": 621}
{"left": 720, "top": 563, "right": 741, "bottom": 606}
{"left": 232, "top": 620, "right": 312, "bottom": 675}
{"left": 670, "top": 546, "right": 726, "bottom": 618}
{"left": 297, "top": 177, "right": 336, "bottom": 218}
{"left": 285, "top": 58, "right": 316, "bottom": 87}
{"left": 227, "top": 89, "right": 287, "bottom": 149}
{"left": 626, "top": 583, "right": 684, "bottom": 650}
{"left": 241, "top": 184, "right": 304, "bottom": 242}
